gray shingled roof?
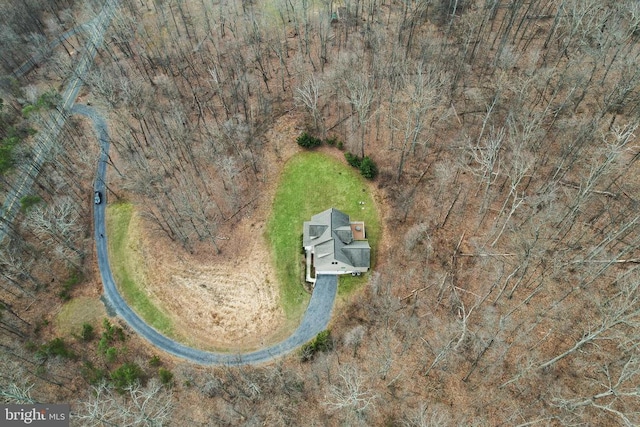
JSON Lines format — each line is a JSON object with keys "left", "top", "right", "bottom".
{"left": 309, "top": 224, "right": 328, "bottom": 239}
{"left": 303, "top": 208, "right": 370, "bottom": 271}
{"left": 334, "top": 226, "right": 353, "bottom": 244}
{"left": 343, "top": 241, "right": 371, "bottom": 268}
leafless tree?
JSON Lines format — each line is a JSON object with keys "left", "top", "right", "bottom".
{"left": 553, "top": 122, "right": 637, "bottom": 243}
{"left": 75, "top": 379, "right": 174, "bottom": 426}
{"left": 344, "top": 72, "right": 374, "bottom": 157}
{"left": 343, "top": 325, "right": 366, "bottom": 357}
{"left": 552, "top": 352, "right": 640, "bottom": 426}
{"left": 394, "top": 63, "right": 449, "bottom": 181}
{"left": 295, "top": 75, "right": 323, "bottom": 135}
{"left": 539, "top": 268, "right": 640, "bottom": 370}
{"left": 465, "top": 124, "right": 504, "bottom": 217}
{"left": 324, "top": 365, "right": 377, "bottom": 418}
{"left": 402, "top": 403, "right": 452, "bottom": 427}
{"left": 0, "top": 242, "right": 38, "bottom": 296}
{"left": 488, "top": 122, "right": 534, "bottom": 247}
{"left": 25, "top": 197, "right": 84, "bottom": 268}
{"left": 422, "top": 283, "right": 477, "bottom": 377}
{"left": 0, "top": 381, "right": 37, "bottom": 404}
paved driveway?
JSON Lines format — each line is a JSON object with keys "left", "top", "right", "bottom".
{"left": 77, "top": 103, "right": 338, "bottom": 365}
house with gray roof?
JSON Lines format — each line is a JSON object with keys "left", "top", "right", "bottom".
{"left": 303, "top": 208, "right": 370, "bottom": 283}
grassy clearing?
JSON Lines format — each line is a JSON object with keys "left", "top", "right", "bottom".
{"left": 56, "top": 297, "right": 106, "bottom": 337}
{"left": 106, "top": 202, "right": 174, "bottom": 336}
{"left": 267, "top": 151, "right": 381, "bottom": 320}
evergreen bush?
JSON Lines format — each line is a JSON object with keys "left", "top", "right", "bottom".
{"left": 296, "top": 132, "right": 322, "bottom": 148}
{"left": 345, "top": 152, "right": 362, "bottom": 168}
{"left": 359, "top": 156, "right": 378, "bottom": 179}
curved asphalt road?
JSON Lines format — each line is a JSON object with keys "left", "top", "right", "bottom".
{"left": 74, "top": 104, "right": 338, "bottom": 365}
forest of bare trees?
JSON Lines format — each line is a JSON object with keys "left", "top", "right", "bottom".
{"left": 1, "top": 0, "right": 640, "bottom": 424}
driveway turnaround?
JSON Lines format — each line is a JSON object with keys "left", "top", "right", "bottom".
{"left": 76, "top": 103, "right": 338, "bottom": 365}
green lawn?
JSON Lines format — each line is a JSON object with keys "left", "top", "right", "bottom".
{"left": 106, "top": 202, "right": 174, "bottom": 336}
{"left": 266, "top": 151, "right": 381, "bottom": 320}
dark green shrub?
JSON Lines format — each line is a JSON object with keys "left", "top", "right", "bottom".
{"left": 80, "top": 323, "right": 95, "bottom": 341}
{"left": 19, "top": 195, "right": 41, "bottom": 213}
{"left": 36, "top": 338, "right": 76, "bottom": 360}
{"left": 36, "top": 90, "right": 60, "bottom": 109}
{"left": 326, "top": 136, "right": 344, "bottom": 149}
{"left": 115, "top": 327, "right": 125, "bottom": 342}
{"left": 158, "top": 368, "right": 174, "bottom": 386}
{"left": 345, "top": 152, "right": 361, "bottom": 168}
{"left": 21, "top": 91, "right": 59, "bottom": 118}
{"left": 0, "top": 135, "right": 19, "bottom": 175}
{"left": 359, "top": 156, "right": 378, "bottom": 180}
{"left": 102, "top": 319, "right": 115, "bottom": 341}
{"left": 300, "top": 330, "right": 333, "bottom": 362}
{"left": 325, "top": 136, "right": 338, "bottom": 146}
{"left": 82, "top": 361, "right": 107, "bottom": 385}
{"left": 98, "top": 336, "right": 109, "bottom": 355}
{"left": 314, "top": 330, "right": 333, "bottom": 352}
{"left": 149, "top": 355, "right": 161, "bottom": 367}
{"left": 59, "top": 270, "right": 82, "bottom": 301}
{"left": 296, "top": 132, "right": 322, "bottom": 149}
{"left": 110, "top": 362, "right": 144, "bottom": 391}
{"left": 98, "top": 319, "right": 126, "bottom": 361}
{"left": 105, "top": 347, "right": 118, "bottom": 363}
{"left": 21, "top": 105, "right": 36, "bottom": 118}
{"left": 102, "top": 318, "right": 125, "bottom": 342}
